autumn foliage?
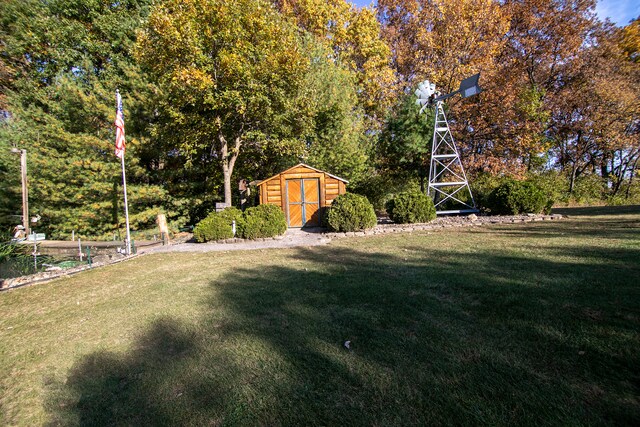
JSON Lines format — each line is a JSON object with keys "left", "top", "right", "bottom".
{"left": 378, "top": 0, "right": 639, "bottom": 199}
{"left": 0, "top": 0, "right": 638, "bottom": 237}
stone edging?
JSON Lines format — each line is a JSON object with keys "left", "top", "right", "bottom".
{"left": 206, "top": 235, "right": 286, "bottom": 244}
{"left": 0, "top": 254, "right": 139, "bottom": 291}
{"left": 324, "top": 213, "right": 564, "bottom": 238}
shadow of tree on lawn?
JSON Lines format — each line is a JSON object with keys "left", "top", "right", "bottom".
{"left": 45, "top": 219, "right": 640, "bottom": 425}
{"left": 552, "top": 205, "right": 640, "bottom": 217}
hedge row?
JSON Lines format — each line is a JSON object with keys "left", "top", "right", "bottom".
{"left": 194, "top": 179, "right": 550, "bottom": 242}
{"left": 484, "top": 179, "right": 551, "bottom": 215}
{"left": 193, "top": 205, "right": 287, "bottom": 242}
{"left": 381, "top": 180, "right": 549, "bottom": 223}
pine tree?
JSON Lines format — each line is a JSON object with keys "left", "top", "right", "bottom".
{"left": 0, "top": 0, "right": 175, "bottom": 238}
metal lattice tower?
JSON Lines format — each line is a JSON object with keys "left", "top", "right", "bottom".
{"left": 427, "top": 101, "right": 477, "bottom": 214}
{"left": 415, "top": 73, "right": 482, "bottom": 215}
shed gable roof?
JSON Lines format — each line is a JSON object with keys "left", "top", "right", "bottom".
{"left": 256, "top": 163, "right": 349, "bottom": 186}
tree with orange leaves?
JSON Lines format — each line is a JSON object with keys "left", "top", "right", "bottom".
{"left": 550, "top": 21, "right": 640, "bottom": 196}
{"left": 274, "top": 0, "right": 396, "bottom": 126}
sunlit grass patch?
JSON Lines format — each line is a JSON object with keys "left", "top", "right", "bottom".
{"left": 1, "top": 206, "right": 639, "bottom": 425}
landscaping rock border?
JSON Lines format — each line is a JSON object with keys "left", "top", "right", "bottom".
{"left": 324, "top": 213, "right": 563, "bottom": 238}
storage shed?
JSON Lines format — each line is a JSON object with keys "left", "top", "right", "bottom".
{"left": 257, "top": 163, "right": 348, "bottom": 227}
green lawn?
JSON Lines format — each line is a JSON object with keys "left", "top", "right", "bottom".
{"left": 1, "top": 206, "right": 639, "bottom": 426}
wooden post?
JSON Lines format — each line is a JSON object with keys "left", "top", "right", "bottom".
{"left": 157, "top": 213, "right": 170, "bottom": 244}
{"left": 10, "top": 148, "right": 29, "bottom": 236}
{"left": 20, "top": 149, "right": 29, "bottom": 236}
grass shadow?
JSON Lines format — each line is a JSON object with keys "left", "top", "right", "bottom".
{"left": 45, "top": 217, "right": 640, "bottom": 425}
{"left": 45, "top": 318, "right": 211, "bottom": 426}
{"left": 552, "top": 205, "right": 640, "bottom": 217}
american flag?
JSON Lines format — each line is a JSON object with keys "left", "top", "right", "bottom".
{"left": 114, "top": 90, "right": 126, "bottom": 159}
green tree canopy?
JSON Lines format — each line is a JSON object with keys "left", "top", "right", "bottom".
{"left": 0, "top": 0, "right": 171, "bottom": 239}
{"left": 136, "top": 0, "right": 313, "bottom": 205}
{"left": 301, "top": 40, "right": 370, "bottom": 186}
{"left": 378, "top": 94, "right": 435, "bottom": 191}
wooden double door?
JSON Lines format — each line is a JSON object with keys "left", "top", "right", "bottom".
{"left": 286, "top": 178, "right": 320, "bottom": 227}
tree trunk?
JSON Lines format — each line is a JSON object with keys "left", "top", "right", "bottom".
{"left": 601, "top": 153, "right": 610, "bottom": 188}
{"left": 568, "top": 131, "right": 583, "bottom": 194}
{"left": 220, "top": 133, "right": 242, "bottom": 206}
{"left": 569, "top": 162, "right": 577, "bottom": 194}
{"left": 625, "top": 157, "right": 639, "bottom": 199}
{"left": 222, "top": 164, "right": 232, "bottom": 206}
{"left": 611, "top": 150, "right": 623, "bottom": 197}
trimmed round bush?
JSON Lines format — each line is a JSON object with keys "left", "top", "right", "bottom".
{"left": 238, "top": 204, "right": 287, "bottom": 239}
{"left": 326, "top": 193, "right": 377, "bottom": 232}
{"left": 193, "top": 207, "right": 243, "bottom": 242}
{"left": 217, "top": 206, "right": 243, "bottom": 225}
{"left": 487, "top": 180, "right": 548, "bottom": 215}
{"left": 385, "top": 191, "right": 436, "bottom": 224}
{"left": 193, "top": 216, "right": 228, "bottom": 243}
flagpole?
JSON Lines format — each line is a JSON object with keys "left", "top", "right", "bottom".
{"left": 115, "top": 89, "right": 132, "bottom": 255}
{"left": 120, "top": 153, "right": 132, "bottom": 255}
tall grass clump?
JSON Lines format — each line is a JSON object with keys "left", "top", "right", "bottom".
{"left": 0, "top": 230, "right": 33, "bottom": 279}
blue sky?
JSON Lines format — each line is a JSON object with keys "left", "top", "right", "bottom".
{"left": 595, "top": 0, "right": 639, "bottom": 26}
{"left": 349, "top": 0, "right": 638, "bottom": 27}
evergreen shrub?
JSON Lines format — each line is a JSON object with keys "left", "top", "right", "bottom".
{"left": 487, "top": 180, "right": 548, "bottom": 215}
{"left": 470, "top": 173, "right": 510, "bottom": 211}
{"left": 351, "top": 174, "right": 421, "bottom": 211}
{"left": 319, "top": 207, "right": 330, "bottom": 228}
{"left": 326, "top": 193, "right": 377, "bottom": 232}
{"left": 238, "top": 204, "right": 287, "bottom": 239}
{"left": 525, "top": 172, "right": 563, "bottom": 209}
{"left": 571, "top": 174, "right": 608, "bottom": 205}
{"left": 193, "top": 207, "right": 243, "bottom": 242}
{"left": 385, "top": 191, "right": 436, "bottom": 224}
{"left": 218, "top": 206, "right": 244, "bottom": 225}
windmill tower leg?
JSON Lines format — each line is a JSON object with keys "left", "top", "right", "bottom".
{"left": 427, "top": 101, "right": 478, "bottom": 215}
